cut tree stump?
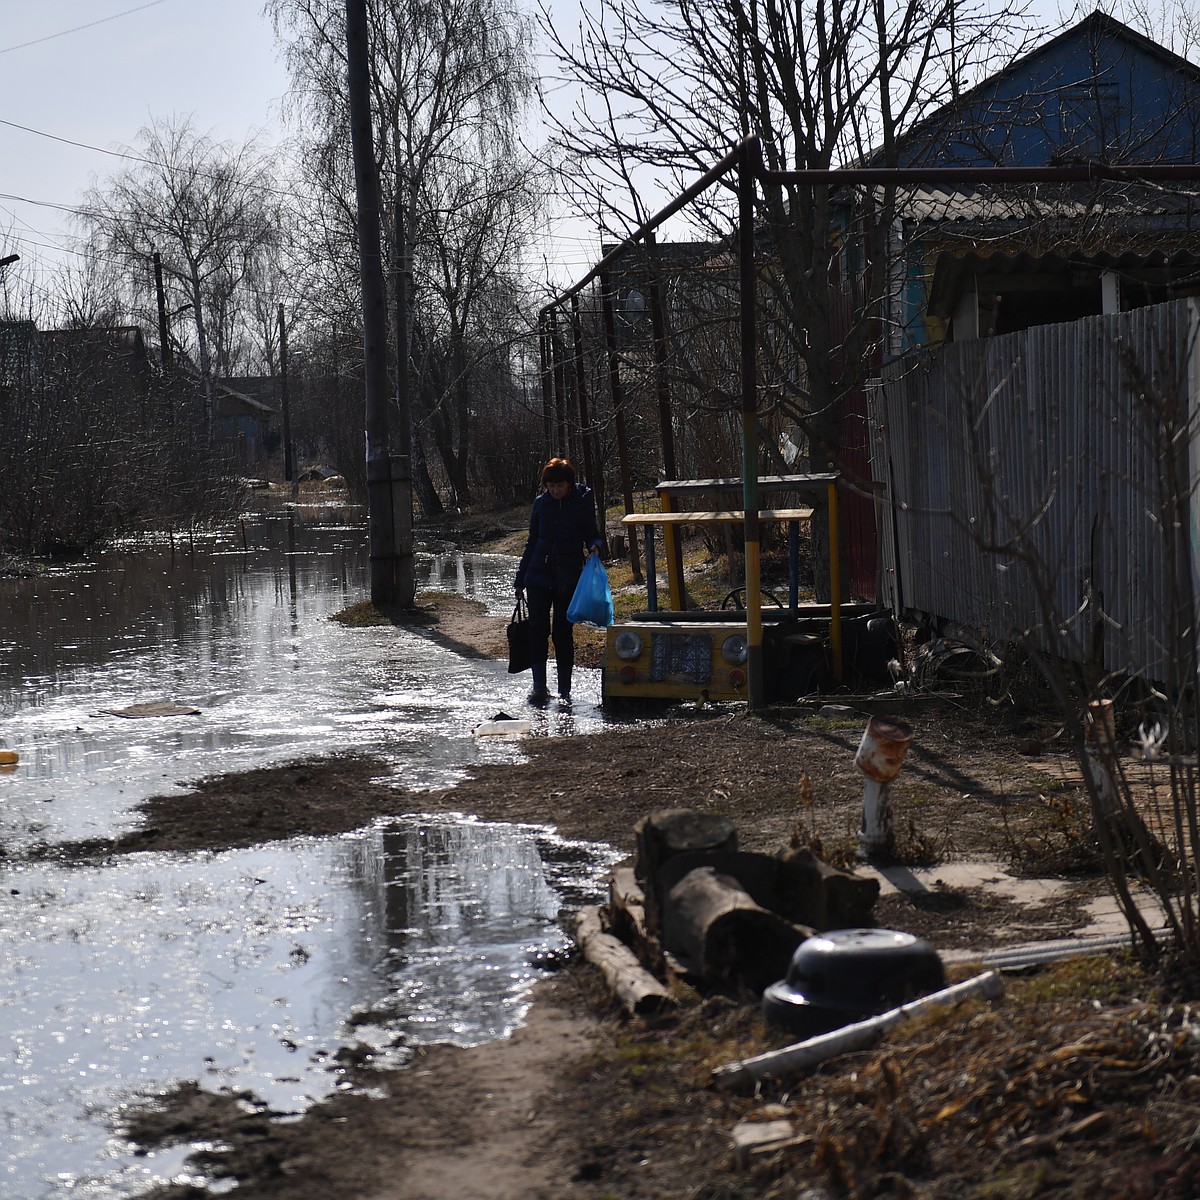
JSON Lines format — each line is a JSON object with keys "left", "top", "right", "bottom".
{"left": 661, "top": 866, "right": 812, "bottom": 993}
{"left": 635, "top": 809, "right": 738, "bottom": 935}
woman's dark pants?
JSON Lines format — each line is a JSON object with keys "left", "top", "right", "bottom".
{"left": 525, "top": 583, "right": 574, "bottom": 694}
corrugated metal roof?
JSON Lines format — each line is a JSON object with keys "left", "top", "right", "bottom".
{"left": 894, "top": 182, "right": 1200, "bottom": 225}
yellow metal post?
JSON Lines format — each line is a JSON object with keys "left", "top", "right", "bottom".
{"left": 660, "top": 491, "right": 686, "bottom": 610}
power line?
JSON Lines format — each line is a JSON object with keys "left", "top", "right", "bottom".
{"left": 0, "top": 1, "right": 176, "bottom": 56}
{"left": 0, "top": 119, "right": 302, "bottom": 204}
{"left": 0, "top": 191, "right": 91, "bottom": 217}
{"left": 0, "top": 118, "right": 152, "bottom": 165}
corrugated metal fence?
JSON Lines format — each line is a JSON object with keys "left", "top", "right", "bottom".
{"left": 873, "top": 298, "right": 1199, "bottom": 683}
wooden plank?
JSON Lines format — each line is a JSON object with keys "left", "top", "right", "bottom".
{"left": 655, "top": 473, "right": 839, "bottom": 495}
{"left": 621, "top": 508, "right": 812, "bottom": 526}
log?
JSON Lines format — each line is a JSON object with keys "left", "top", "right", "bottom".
{"left": 662, "top": 866, "right": 811, "bottom": 992}
{"left": 774, "top": 847, "right": 880, "bottom": 928}
{"left": 573, "top": 905, "right": 675, "bottom": 1016}
{"left": 608, "top": 866, "right": 660, "bottom": 967}
{"left": 657, "top": 850, "right": 782, "bottom": 913}
{"left": 711, "top": 970, "right": 1004, "bottom": 1092}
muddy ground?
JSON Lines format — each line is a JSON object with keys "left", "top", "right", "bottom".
{"left": 42, "top": 592, "right": 1200, "bottom": 1199}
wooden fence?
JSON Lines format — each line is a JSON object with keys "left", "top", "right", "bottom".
{"left": 872, "top": 297, "right": 1200, "bottom": 684}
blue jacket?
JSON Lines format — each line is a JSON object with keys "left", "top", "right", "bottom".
{"left": 515, "top": 484, "right": 603, "bottom": 593}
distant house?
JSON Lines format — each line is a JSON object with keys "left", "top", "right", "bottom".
{"left": 40, "top": 325, "right": 154, "bottom": 396}
{"left": 879, "top": 12, "right": 1200, "bottom": 351}
{"left": 214, "top": 375, "right": 278, "bottom": 463}
{"left": 0, "top": 319, "right": 36, "bottom": 388}
{"left": 0, "top": 322, "right": 153, "bottom": 398}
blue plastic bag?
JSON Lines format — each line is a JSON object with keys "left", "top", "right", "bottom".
{"left": 566, "top": 555, "right": 614, "bottom": 627}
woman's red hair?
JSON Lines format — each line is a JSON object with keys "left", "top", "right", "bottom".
{"left": 540, "top": 457, "right": 576, "bottom": 486}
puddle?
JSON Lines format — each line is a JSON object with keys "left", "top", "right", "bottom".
{"left": 0, "top": 815, "right": 620, "bottom": 1198}
{"left": 0, "top": 506, "right": 625, "bottom": 1197}
{"left": 0, "top": 515, "right": 608, "bottom": 851}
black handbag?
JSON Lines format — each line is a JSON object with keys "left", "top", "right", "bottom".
{"left": 506, "top": 600, "right": 531, "bottom": 673}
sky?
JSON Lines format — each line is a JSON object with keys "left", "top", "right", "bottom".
{"left": 0, "top": 0, "right": 606, "bottom": 309}
{"left": 0, "top": 0, "right": 1097, "bottom": 314}
{"left": 0, "top": 2, "right": 290, "bottom": 284}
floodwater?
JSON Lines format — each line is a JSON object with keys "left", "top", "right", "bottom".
{"left": 0, "top": 502, "right": 622, "bottom": 1199}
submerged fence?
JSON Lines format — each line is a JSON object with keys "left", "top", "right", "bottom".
{"left": 874, "top": 297, "right": 1199, "bottom": 684}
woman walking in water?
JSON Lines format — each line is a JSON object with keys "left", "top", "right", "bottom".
{"left": 514, "top": 457, "right": 603, "bottom": 702}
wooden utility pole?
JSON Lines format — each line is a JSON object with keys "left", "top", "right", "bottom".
{"left": 277, "top": 303, "right": 295, "bottom": 487}
{"left": 153, "top": 252, "right": 171, "bottom": 368}
{"left": 345, "top": 0, "right": 412, "bottom": 607}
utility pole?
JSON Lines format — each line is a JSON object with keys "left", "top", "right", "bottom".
{"left": 153, "top": 252, "right": 171, "bottom": 368}
{"left": 277, "top": 303, "right": 295, "bottom": 488}
{"left": 391, "top": 187, "right": 415, "bottom": 602}
{"left": 345, "top": 0, "right": 411, "bottom": 608}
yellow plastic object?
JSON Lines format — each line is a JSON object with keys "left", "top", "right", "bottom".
{"left": 0, "top": 749, "right": 18, "bottom": 766}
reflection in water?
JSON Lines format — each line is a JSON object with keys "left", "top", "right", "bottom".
{"left": 371, "top": 818, "right": 598, "bottom": 1043}
{"left": 0, "top": 505, "right": 623, "bottom": 1199}
{"left": 0, "top": 509, "right": 608, "bottom": 850}
{"left": 0, "top": 816, "right": 618, "bottom": 1200}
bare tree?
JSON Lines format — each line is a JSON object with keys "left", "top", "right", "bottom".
{"left": 82, "top": 116, "right": 284, "bottom": 424}
{"left": 543, "top": 0, "right": 1036, "bottom": 587}
{"left": 268, "top": 0, "right": 545, "bottom": 511}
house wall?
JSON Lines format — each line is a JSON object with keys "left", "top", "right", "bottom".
{"left": 873, "top": 298, "right": 1197, "bottom": 683}
{"left": 901, "top": 17, "right": 1200, "bottom": 167}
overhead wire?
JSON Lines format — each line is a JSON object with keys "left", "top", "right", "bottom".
{"left": 0, "top": 1, "right": 177, "bottom": 56}
{"left": 0, "top": 106, "right": 589, "bottom": 291}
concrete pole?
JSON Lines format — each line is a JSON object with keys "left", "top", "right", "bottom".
{"left": 277, "top": 303, "right": 295, "bottom": 489}
{"left": 346, "top": 0, "right": 401, "bottom": 608}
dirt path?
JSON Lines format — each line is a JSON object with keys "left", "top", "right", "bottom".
{"left": 106, "top": 592, "right": 1174, "bottom": 1200}
{"left": 128, "top": 976, "right": 596, "bottom": 1200}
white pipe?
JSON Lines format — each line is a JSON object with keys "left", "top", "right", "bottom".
{"left": 947, "top": 928, "right": 1162, "bottom": 972}
{"left": 859, "top": 778, "right": 894, "bottom": 855}
{"left": 712, "top": 970, "right": 1003, "bottom": 1093}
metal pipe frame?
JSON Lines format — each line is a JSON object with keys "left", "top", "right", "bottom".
{"left": 537, "top": 136, "right": 1200, "bottom": 708}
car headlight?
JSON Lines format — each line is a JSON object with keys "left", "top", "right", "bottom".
{"left": 721, "top": 634, "right": 748, "bottom": 665}
{"left": 613, "top": 630, "right": 644, "bottom": 660}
